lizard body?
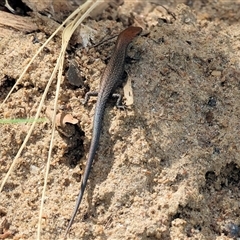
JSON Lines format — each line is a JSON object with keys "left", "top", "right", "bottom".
{"left": 65, "top": 26, "right": 142, "bottom": 237}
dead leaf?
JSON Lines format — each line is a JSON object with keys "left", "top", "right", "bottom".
{"left": 123, "top": 76, "right": 134, "bottom": 106}
{"left": 46, "top": 106, "right": 78, "bottom": 128}
{"left": 56, "top": 113, "right": 78, "bottom": 127}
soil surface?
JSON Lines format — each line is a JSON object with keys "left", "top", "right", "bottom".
{"left": 0, "top": 1, "right": 240, "bottom": 239}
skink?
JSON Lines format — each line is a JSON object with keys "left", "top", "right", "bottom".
{"left": 65, "top": 26, "right": 142, "bottom": 237}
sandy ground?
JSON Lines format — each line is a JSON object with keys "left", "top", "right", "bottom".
{"left": 0, "top": 1, "right": 240, "bottom": 239}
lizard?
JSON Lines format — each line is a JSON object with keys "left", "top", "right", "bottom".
{"left": 64, "top": 26, "right": 142, "bottom": 238}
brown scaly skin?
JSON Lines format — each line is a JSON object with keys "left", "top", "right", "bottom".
{"left": 64, "top": 26, "right": 142, "bottom": 238}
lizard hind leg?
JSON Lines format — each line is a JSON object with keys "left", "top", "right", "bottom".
{"left": 112, "top": 93, "right": 127, "bottom": 110}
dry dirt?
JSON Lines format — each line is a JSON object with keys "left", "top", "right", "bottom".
{"left": 0, "top": 1, "right": 240, "bottom": 240}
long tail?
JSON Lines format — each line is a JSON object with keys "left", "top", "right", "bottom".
{"left": 64, "top": 97, "right": 107, "bottom": 238}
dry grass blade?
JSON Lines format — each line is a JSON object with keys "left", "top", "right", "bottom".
{"left": 0, "top": 0, "right": 99, "bottom": 109}
{"left": 37, "top": 0, "right": 103, "bottom": 239}
{"left": 0, "top": 0, "right": 102, "bottom": 194}
{"left": 0, "top": 65, "right": 58, "bottom": 193}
